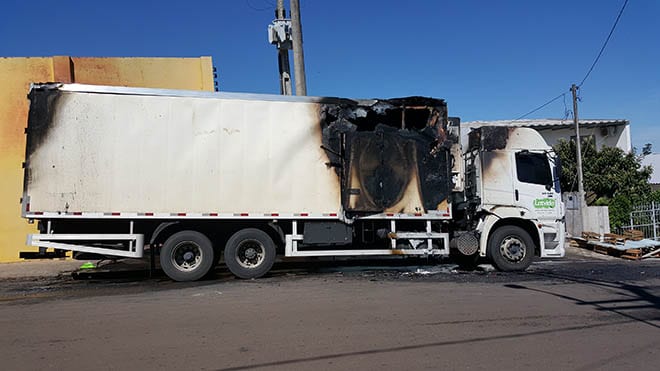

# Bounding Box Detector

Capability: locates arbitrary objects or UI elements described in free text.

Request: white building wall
[536,125,630,152]
[461,121,631,153]
[534,128,572,147]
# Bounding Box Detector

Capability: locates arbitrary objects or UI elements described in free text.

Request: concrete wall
[0,56,214,262]
[563,192,610,237]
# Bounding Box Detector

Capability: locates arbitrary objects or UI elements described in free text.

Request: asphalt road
[0,256,658,371]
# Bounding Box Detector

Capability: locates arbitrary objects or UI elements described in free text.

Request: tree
[553,138,653,229]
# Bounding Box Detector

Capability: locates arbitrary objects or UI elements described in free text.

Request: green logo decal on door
[534,198,556,209]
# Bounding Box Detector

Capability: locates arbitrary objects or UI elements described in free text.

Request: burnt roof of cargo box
[31,83,445,108]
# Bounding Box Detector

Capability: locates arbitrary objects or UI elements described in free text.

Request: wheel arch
[149,221,181,245]
[479,214,541,256]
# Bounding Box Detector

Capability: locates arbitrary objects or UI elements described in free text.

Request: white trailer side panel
[25,90,341,215]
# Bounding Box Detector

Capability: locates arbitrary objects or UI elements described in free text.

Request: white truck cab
[463,126,565,270]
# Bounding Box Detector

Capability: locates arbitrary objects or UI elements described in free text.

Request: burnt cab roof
[468,126,551,152]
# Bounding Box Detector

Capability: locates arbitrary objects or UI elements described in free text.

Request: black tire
[487,225,534,272]
[224,228,276,279]
[160,231,215,282]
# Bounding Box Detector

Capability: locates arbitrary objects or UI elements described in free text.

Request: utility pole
[268,0,292,95]
[571,84,586,234]
[290,0,307,95]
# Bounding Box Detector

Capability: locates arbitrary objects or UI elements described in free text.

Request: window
[516,152,552,186]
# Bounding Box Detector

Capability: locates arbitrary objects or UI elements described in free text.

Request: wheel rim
[235,239,266,269]
[170,241,203,272]
[499,235,526,263]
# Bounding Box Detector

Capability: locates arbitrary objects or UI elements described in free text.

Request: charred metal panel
[23,85,63,196]
[468,126,511,151]
[447,117,464,192]
[24,85,62,162]
[320,97,452,214]
[469,126,548,152]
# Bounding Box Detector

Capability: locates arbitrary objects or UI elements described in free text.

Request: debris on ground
[79,262,97,269]
[401,265,460,276]
[571,230,660,260]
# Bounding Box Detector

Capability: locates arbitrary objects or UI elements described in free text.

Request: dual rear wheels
[159,228,276,282]
[224,228,277,279]
[160,231,214,282]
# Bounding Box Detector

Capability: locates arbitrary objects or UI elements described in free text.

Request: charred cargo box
[22,84,454,218]
[320,96,453,216]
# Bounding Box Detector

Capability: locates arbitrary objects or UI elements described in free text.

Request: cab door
[513,151,561,222]
[514,150,565,257]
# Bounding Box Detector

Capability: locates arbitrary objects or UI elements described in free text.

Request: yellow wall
[0,56,214,262]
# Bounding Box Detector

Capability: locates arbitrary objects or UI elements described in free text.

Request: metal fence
[616,202,660,240]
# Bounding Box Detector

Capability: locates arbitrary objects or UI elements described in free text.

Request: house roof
[462,119,629,130]
[641,153,660,184]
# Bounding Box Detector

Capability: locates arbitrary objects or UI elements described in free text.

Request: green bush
[553,139,653,229]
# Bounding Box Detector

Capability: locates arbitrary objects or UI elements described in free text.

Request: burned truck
[21,83,565,281]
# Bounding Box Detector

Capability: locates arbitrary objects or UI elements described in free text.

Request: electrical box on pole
[269,1,292,95]
[268,19,292,50]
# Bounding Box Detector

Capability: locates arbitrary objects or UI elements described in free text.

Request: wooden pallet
[623,229,644,241]
[582,231,600,241]
[603,233,625,244]
[621,249,643,260]
[573,231,660,260]
[570,237,590,249]
[592,244,611,255]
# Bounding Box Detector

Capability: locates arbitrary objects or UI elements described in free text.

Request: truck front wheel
[224,228,276,279]
[487,225,534,272]
[160,231,215,281]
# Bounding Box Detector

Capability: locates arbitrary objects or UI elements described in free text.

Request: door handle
[515,189,519,201]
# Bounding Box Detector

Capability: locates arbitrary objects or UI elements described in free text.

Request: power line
[562,93,571,121]
[514,91,566,120]
[514,0,629,120]
[578,0,629,87]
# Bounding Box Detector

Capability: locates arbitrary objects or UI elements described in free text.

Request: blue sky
[1,0,658,151]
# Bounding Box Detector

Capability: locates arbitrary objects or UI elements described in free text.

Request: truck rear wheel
[224,228,276,279]
[160,231,215,281]
[487,225,534,272]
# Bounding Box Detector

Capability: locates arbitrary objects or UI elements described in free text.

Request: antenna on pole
[268,0,292,95]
